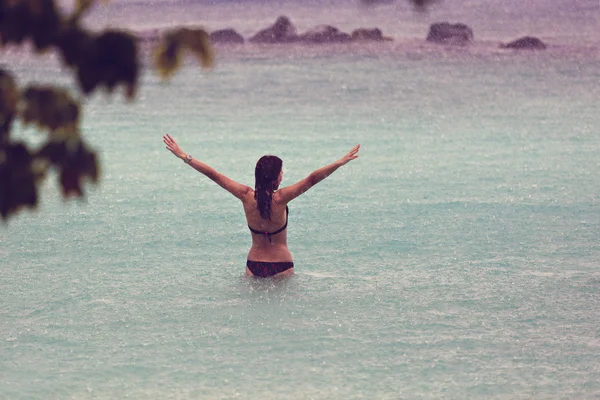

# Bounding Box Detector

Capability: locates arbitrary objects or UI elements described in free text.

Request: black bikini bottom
[246,260,294,278]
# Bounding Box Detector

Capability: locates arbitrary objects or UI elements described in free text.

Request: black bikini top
[248,206,289,243]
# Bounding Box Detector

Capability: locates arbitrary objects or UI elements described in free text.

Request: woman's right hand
[338,144,360,166]
[163,134,186,160]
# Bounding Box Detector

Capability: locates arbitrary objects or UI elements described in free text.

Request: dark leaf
[75,30,139,99]
[36,140,69,165]
[0,142,38,220]
[21,86,80,134]
[0,69,19,140]
[29,0,63,51]
[67,139,99,184]
[59,168,83,197]
[55,139,99,198]
[153,27,214,80]
[33,137,99,199]
[180,28,214,69]
[153,39,182,80]
[0,1,32,45]
[56,23,93,67]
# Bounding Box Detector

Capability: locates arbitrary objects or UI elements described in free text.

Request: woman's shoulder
[272,191,289,207]
[240,188,255,202]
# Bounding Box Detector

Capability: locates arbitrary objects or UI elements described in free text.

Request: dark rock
[210,29,245,44]
[249,16,298,44]
[298,25,351,43]
[426,22,474,45]
[351,28,392,42]
[501,36,547,50]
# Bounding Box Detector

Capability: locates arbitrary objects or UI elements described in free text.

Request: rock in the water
[501,36,547,50]
[351,28,392,42]
[298,25,351,43]
[426,22,474,45]
[249,16,298,44]
[210,29,245,44]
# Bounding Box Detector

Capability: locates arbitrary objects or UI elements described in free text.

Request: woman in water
[163,134,360,278]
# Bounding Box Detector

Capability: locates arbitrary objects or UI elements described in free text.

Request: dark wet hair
[254,155,282,220]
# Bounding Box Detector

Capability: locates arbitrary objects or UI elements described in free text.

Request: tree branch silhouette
[0,0,213,221]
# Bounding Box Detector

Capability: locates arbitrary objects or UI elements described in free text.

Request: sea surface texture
[1,0,599,398]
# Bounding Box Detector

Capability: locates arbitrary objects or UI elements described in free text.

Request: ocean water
[2,0,600,398]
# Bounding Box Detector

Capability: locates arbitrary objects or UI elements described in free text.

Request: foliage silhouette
[0,0,213,220]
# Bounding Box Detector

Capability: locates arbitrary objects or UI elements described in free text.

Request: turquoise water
[2,1,600,398]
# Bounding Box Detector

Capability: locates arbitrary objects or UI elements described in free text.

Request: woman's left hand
[163,134,186,159]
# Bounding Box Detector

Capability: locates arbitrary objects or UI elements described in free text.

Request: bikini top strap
[248,206,289,237]
[269,206,289,236]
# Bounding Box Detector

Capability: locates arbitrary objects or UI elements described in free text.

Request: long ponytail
[254,155,282,220]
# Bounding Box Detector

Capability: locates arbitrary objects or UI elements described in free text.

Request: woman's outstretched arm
[276,144,360,204]
[163,134,251,200]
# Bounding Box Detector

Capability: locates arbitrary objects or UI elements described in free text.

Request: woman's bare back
[243,192,293,262]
